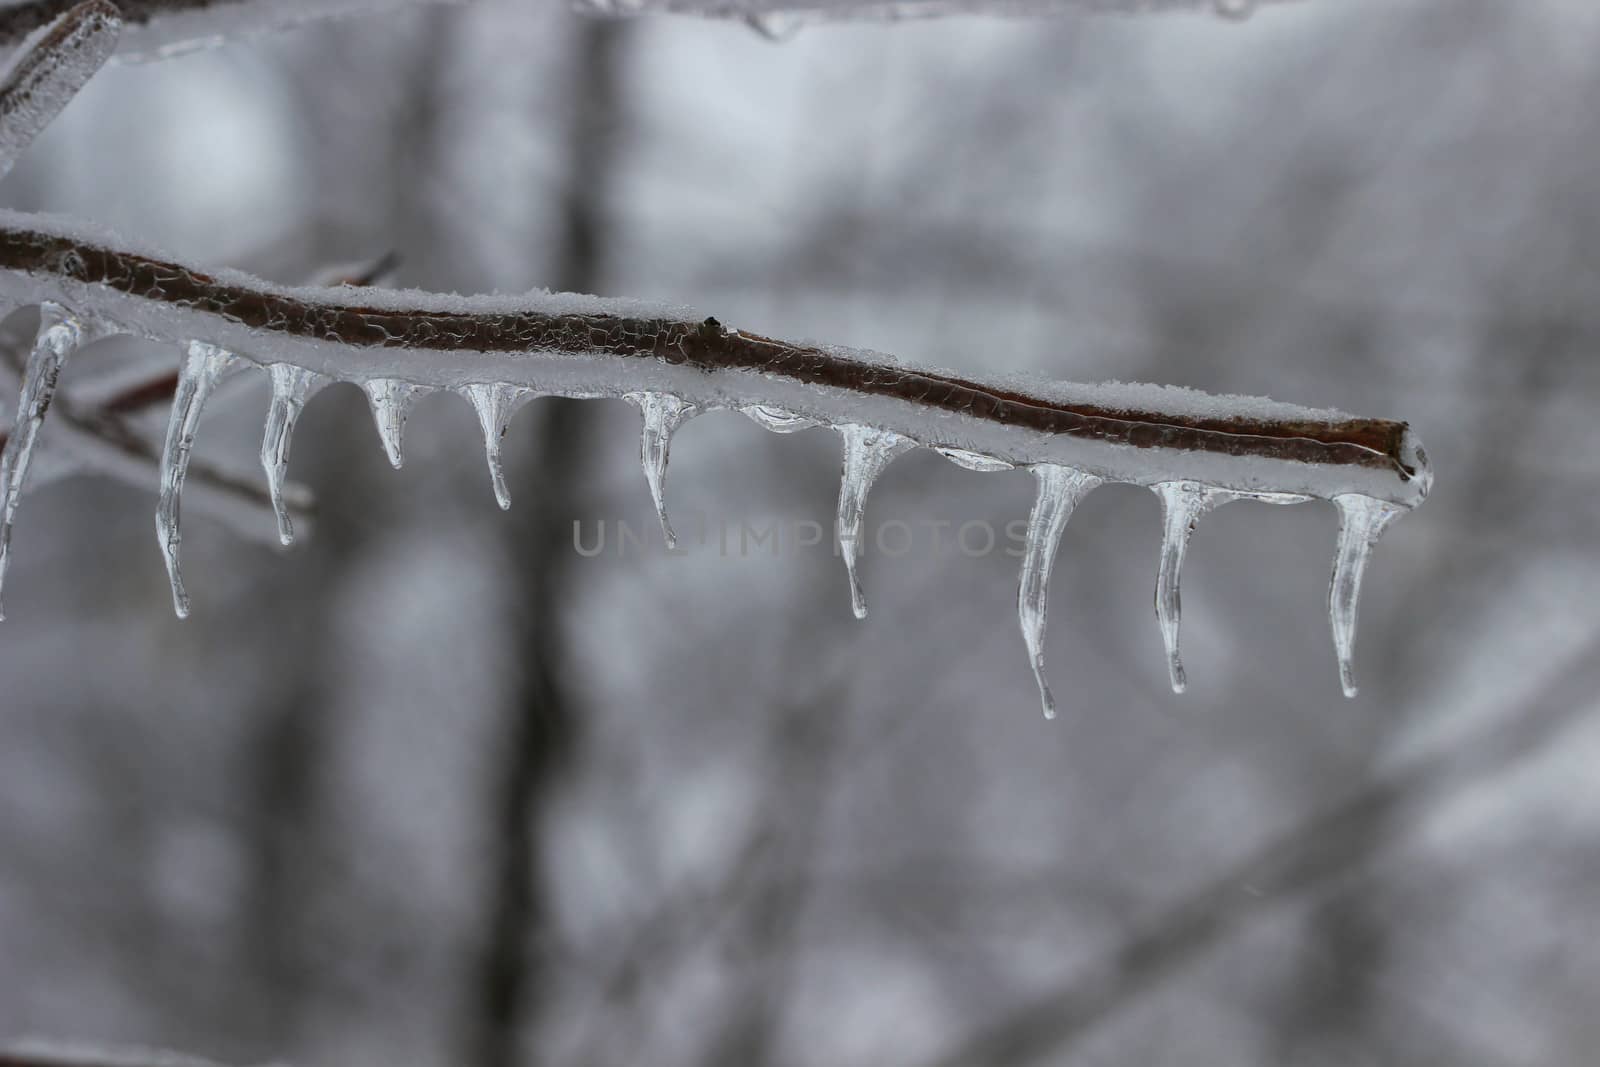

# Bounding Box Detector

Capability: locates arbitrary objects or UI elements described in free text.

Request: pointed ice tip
[275,517,295,548]
[1340,663,1359,699]
[1169,661,1188,694]
[843,553,868,619]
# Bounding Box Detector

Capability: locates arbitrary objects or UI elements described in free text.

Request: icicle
[625,391,698,548]
[260,364,325,546]
[1150,481,1233,694]
[835,424,913,620]
[362,378,426,469]
[1328,494,1404,699]
[743,404,818,434]
[156,341,236,619]
[0,303,87,619]
[743,11,807,41]
[1017,465,1102,719]
[461,382,536,511]
[935,446,1013,473]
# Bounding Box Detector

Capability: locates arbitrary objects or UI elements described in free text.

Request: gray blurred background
[2,0,1599,1064]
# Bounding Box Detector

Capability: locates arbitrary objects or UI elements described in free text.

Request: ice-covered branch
[0,1043,242,1067]
[0,0,117,178]
[577,0,1295,35]
[0,0,469,59]
[0,211,1431,707]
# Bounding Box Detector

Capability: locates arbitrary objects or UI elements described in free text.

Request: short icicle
[0,302,88,618]
[625,391,698,548]
[834,424,913,620]
[935,446,1013,473]
[1328,493,1404,699]
[1017,464,1103,719]
[362,378,427,470]
[461,382,536,511]
[742,404,818,434]
[156,340,237,619]
[260,363,325,546]
[1151,481,1233,694]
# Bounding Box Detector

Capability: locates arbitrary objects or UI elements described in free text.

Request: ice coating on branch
[572,0,1295,27]
[157,340,236,618]
[743,404,818,434]
[362,378,427,470]
[0,1,120,182]
[835,424,913,620]
[261,363,325,545]
[626,391,697,547]
[936,446,1013,473]
[0,301,84,618]
[1018,465,1102,719]
[0,0,471,60]
[1328,493,1403,698]
[461,382,536,511]
[1150,481,1232,693]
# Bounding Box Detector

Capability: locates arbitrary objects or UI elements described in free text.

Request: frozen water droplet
[1017,465,1102,719]
[156,341,236,619]
[1151,481,1232,694]
[743,404,818,434]
[935,446,1013,473]
[0,0,122,182]
[835,425,913,620]
[1328,494,1404,698]
[1214,0,1256,20]
[0,303,87,619]
[744,11,807,40]
[461,382,536,511]
[362,379,426,470]
[261,364,325,546]
[625,392,698,548]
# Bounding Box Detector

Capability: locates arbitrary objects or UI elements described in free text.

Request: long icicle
[1150,481,1232,694]
[626,391,698,548]
[1328,493,1403,698]
[362,378,427,469]
[461,382,536,510]
[156,340,236,618]
[834,424,914,620]
[0,302,87,618]
[260,363,325,546]
[1017,464,1102,719]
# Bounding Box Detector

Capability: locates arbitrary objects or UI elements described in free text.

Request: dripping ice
[834,425,912,620]
[362,379,427,470]
[261,364,325,545]
[626,392,698,548]
[1016,465,1101,719]
[1328,493,1403,698]
[462,382,537,511]
[1150,481,1231,694]
[0,304,88,618]
[156,341,236,619]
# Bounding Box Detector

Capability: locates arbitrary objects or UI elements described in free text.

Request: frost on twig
[0,211,1432,708]
[0,0,470,60]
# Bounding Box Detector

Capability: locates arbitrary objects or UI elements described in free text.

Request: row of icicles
[0,303,1403,715]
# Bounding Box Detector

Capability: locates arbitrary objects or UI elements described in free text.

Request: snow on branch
[0,210,1432,710]
[0,0,1430,713]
